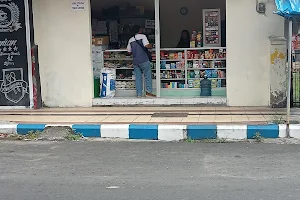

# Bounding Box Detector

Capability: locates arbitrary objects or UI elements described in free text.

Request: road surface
[0,140,300,200]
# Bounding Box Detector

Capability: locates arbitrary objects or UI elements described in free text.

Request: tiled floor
[0,106,290,124]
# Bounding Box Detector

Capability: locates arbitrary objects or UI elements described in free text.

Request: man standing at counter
[127,25,156,97]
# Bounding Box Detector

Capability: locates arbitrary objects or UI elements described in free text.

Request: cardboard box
[92,36,109,46]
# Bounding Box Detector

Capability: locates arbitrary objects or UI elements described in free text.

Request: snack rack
[101,47,226,97]
[103,49,156,97]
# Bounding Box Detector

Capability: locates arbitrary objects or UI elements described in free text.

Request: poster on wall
[71,0,85,11]
[0,0,31,106]
[202,9,221,47]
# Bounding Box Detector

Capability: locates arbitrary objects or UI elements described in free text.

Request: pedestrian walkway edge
[1,124,299,141]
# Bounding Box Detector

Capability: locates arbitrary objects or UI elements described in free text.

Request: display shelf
[160,59,184,62]
[104,58,133,61]
[187,78,226,80]
[115,68,134,70]
[101,47,226,97]
[161,78,185,81]
[187,58,226,61]
[187,68,226,70]
[116,79,135,81]
[160,69,185,71]
[160,47,226,51]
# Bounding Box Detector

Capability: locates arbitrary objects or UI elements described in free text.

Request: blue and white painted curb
[1,123,300,141]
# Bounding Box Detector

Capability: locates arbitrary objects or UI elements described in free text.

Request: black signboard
[0,0,31,106]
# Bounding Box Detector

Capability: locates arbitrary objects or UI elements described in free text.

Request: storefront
[91,0,226,105]
[30,0,286,108]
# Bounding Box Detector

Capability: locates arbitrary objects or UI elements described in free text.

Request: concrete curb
[0,123,299,141]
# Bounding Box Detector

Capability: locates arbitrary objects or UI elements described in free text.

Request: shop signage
[0,0,30,106]
[71,0,85,11]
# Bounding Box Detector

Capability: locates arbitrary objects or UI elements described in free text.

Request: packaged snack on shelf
[217,80,222,88]
[194,70,200,78]
[200,71,206,78]
[193,79,200,88]
[212,70,218,78]
[190,41,196,48]
[161,61,166,69]
[174,53,178,59]
[190,71,195,78]
[194,53,200,59]
[188,80,194,88]
[187,51,191,59]
[205,70,212,78]
[191,30,197,41]
[211,79,218,88]
[170,63,176,69]
[179,83,185,88]
[169,53,175,59]
[193,60,200,68]
[178,52,183,59]
[196,32,202,47]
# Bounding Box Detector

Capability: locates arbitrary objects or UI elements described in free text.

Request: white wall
[270,38,287,107]
[32,0,93,107]
[32,0,285,107]
[226,0,284,106]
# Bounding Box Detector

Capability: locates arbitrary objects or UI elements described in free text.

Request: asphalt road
[0,140,300,200]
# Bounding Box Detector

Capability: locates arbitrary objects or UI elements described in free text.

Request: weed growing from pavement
[253,132,264,143]
[185,137,197,143]
[271,115,285,124]
[64,132,83,141]
[5,130,42,141]
[203,138,229,143]
[184,137,230,143]
[7,134,24,140]
[25,131,42,140]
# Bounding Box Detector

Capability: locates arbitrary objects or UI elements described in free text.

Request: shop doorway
[90,0,227,103]
[91,0,155,98]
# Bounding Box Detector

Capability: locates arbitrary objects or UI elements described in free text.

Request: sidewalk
[1,106,299,141]
[0,106,287,124]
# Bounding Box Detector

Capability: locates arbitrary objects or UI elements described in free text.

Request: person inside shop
[127,25,156,97]
[176,30,190,48]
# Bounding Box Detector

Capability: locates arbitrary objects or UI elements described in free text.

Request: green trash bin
[94,78,100,98]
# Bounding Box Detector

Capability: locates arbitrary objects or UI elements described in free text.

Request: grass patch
[64,132,83,141]
[184,137,229,143]
[6,130,42,141]
[203,138,229,143]
[185,137,197,143]
[25,130,42,140]
[7,134,24,140]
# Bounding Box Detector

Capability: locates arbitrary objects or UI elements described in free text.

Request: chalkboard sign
[0,0,31,106]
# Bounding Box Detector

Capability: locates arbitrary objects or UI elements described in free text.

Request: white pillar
[286,19,293,136]
[155,0,161,97]
[24,0,34,108]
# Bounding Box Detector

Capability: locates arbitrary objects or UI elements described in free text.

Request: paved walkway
[0,107,288,124]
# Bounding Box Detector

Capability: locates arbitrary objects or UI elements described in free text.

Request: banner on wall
[0,0,31,107]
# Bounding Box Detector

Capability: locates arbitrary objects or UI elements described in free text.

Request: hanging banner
[0,0,31,106]
[275,0,300,18]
